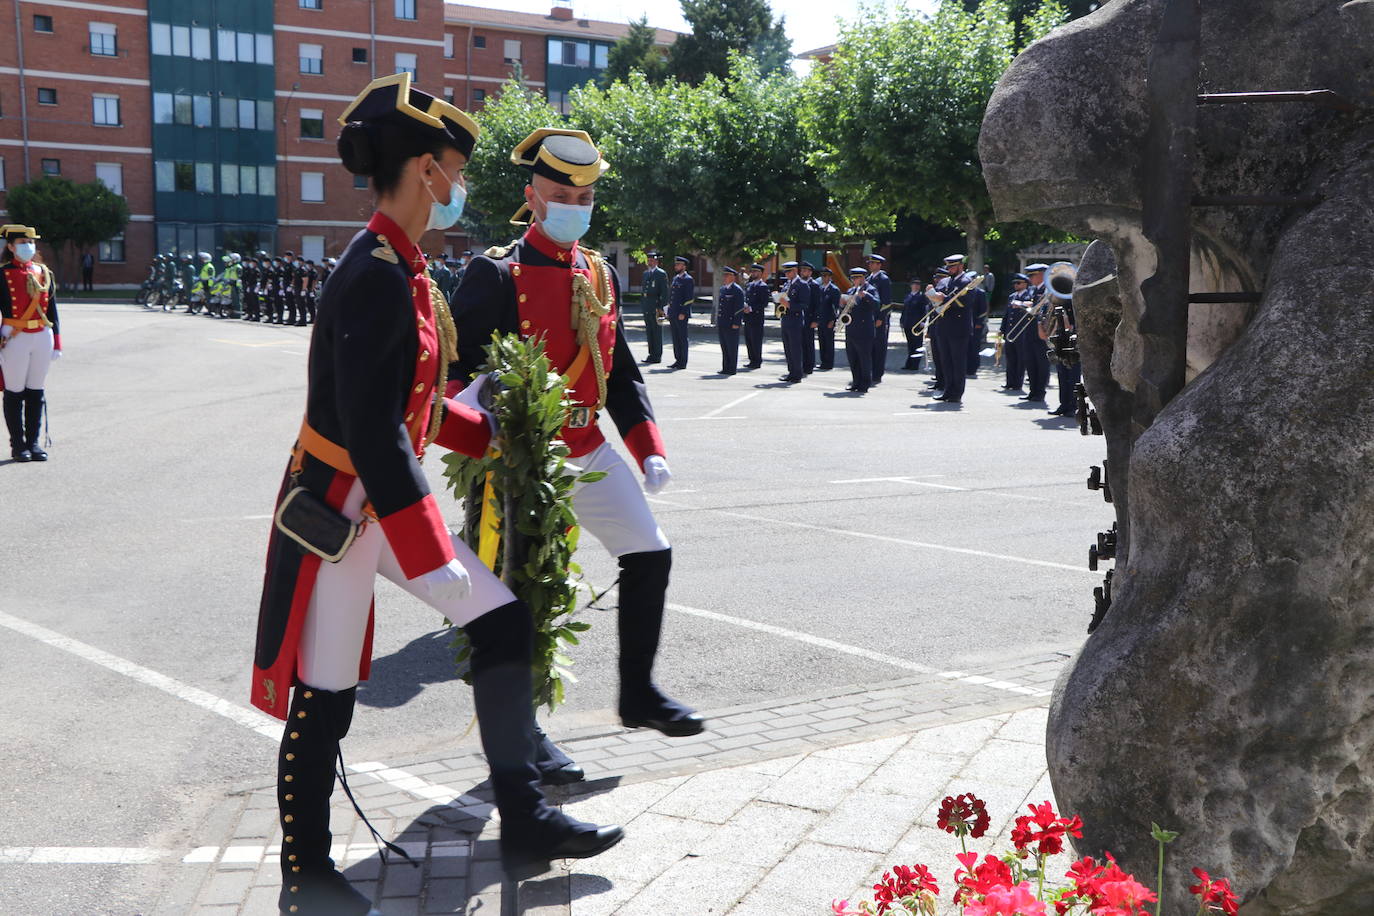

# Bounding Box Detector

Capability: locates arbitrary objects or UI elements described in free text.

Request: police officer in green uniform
[639,251,668,365]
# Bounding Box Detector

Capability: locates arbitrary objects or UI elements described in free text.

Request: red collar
[523,222,578,266]
[366,211,425,275]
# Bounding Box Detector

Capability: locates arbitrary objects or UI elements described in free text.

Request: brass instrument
[836,290,857,326]
[917,273,985,336]
[772,289,789,318]
[1003,262,1075,344]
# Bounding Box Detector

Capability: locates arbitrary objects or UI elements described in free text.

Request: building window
[172,25,190,57]
[299,108,324,139]
[300,172,324,203]
[473,35,485,49]
[239,164,258,195]
[219,96,237,128]
[0,158,6,191]
[300,43,323,75]
[594,43,608,69]
[34,14,53,33]
[237,31,255,62]
[171,93,192,124]
[154,160,173,191]
[353,174,368,189]
[259,165,276,196]
[473,88,486,104]
[394,0,416,20]
[193,95,212,127]
[90,23,117,56]
[99,235,126,263]
[191,27,211,60]
[258,99,275,131]
[92,94,120,126]
[37,87,57,106]
[300,0,322,8]
[151,23,170,55]
[394,52,417,78]
[195,162,214,193]
[42,158,61,176]
[444,32,454,58]
[174,161,194,191]
[301,236,325,262]
[220,163,238,195]
[548,90,569,115]
[352,46,368,64]
[256,33,273,65]
[503,39,521,63]
[217,29,236,62]
[96,163,123,194]
[236,98,256,130]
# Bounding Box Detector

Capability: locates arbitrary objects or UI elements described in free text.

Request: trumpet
[918,273,984,336]
[1003,262,1075,344]
[772,289,789,317]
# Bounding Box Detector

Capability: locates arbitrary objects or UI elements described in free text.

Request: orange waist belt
[291,421,357,477]
[2,317,47,331]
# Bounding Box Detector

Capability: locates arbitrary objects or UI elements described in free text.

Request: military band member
[716,266,744,375]
[1,225,60,462]
[666,255,694,369]
[924,267,950,393]
[1048,295,1080,417]
[639,251,668,365]
[900,276,929,371]
[429,252,452,299]
[967,270,990,377]
[816,266,840,371]
[252,79,622,914]
[1000,272,1030,391]
[866,254,892,384]
[927,255,977,404]
[742,263,769,369]
[799,261,819,375]
[778,260,810,383]
[842,266,877,393]
[1019,263,1051,403]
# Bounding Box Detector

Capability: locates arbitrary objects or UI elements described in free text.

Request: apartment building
[0,0,676,285]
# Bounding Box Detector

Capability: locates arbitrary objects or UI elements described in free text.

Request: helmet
[256,250,268,258]
[231,252,242,263]
[198,251,211,261]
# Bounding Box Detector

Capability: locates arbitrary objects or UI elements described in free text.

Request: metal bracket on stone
[1076,384,1103,437]
[1088,462,1113,504]
[1197,89,1360,112]
[1088,523,1119,572]
[1089,569,1114,634]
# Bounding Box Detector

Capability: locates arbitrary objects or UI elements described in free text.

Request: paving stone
[377,897,420,916]
[567,872,644,916]
[616,854,765,916]
[690,800,821,869]
[957,737,1048,789]
[812,733,909,764]
[561,811,716,886]
[758,756,877,812]
[810,790,929,853]
[422,876,466,913]
[731,841,879,913]
[739,754,805,777]
[561,777,684,826]
[649,768,775,824]
[996,706,1050,746]
[199,871,257,906]
[241,885,282,916]
[381,859,424,897]
[863,744,965,800]
[764,724,819,741]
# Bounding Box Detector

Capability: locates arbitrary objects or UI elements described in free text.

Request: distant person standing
[798,261,819,375]
[666,255,693,369]
[639,251,668,365]
[81,251,95,292]
[778,260,810,383]
[1000,272,1031,391]
[716,266,743,375]
[741,264,769,369]
[1,225,60,462]
[900,276,929,371]
[816,267,840,371]
[842,267,876,393]
[866,255,892,384]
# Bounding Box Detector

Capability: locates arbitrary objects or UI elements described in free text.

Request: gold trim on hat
[511,127,609,186]
[337,72,479,144]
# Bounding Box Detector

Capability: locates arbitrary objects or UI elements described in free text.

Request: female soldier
[1,225,60,462]
[250,74,620,916]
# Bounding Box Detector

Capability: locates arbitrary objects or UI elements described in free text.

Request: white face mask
[14,242,36,263]
[533,189,593,244]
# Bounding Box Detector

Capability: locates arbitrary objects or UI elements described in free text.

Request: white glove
[51,350,62,361]
[452,374,497,434]
[642,455,672,495]
[420,558,472,605]
[0,325,12,339]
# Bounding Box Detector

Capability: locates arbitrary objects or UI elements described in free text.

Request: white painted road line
[831,475,1054,503]
[702,390,762,418]
[0,610,285,742]
[0,847,166,865]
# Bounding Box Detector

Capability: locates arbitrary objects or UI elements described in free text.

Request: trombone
[1003,262,1076,344]
[918,273,984,336]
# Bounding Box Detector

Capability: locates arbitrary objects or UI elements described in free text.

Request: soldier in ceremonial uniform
[638,251,667,365]
[716,265,743,375]
[428,253,452,301]
[666,255,693,369]
[1019,263,1051,403]
[1000,272,1030,391]
[446,126,704,778]
[842,266,877,393]
[251,77,621,914]
[799,261,819,375]
[816,266,840,371]
[1048,295,1080,417]
[778,260,810,383]
[1,225,60,462]
[742,263,769,369]
[968,271,990,377]
[866,254,892,384]
[901,276,930,371]
[927,255,977,404]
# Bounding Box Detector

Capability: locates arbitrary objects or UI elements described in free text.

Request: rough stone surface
[980,1,1374,912]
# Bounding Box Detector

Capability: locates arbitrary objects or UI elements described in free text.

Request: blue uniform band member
[817,267,840,371]
[1,225,60,463]
[1000,272,1030,391]
[901,276,930,371]
[1019,263,1052,402]
[928,254,980,404]
[251,76,621,915]
[717,265,744,375]
[799,261,819,375]
[778,260,810,382]
[924,267,950,393]
[446,126,704,767]
[1048,296,1080,416]
[742,263,770,368]
[866,254,892,384]
[842,266,878,392]
[639,251,667,365]
[666,255,694,369]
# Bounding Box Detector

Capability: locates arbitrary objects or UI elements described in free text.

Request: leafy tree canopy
[460,79,561,248]
[666,0,792,85]
[601,16,669,86]
[6,175,129,286]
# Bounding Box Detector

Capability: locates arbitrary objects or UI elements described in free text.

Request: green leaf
[1150,822,1180,844]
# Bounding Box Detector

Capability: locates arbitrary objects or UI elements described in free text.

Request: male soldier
[1048,295,1080,417]
[429,252,453,301]
[666,256,693,369]
[842,266,877,393]
[278,250,296,325]
[778,260,810,383]
[716,266,744,375]
[924,267,950,392]
[241,254,260,321]
[867,254,892,384]
[639,251,668,365]
[1019,263,1051,403]
[927,255,977,404]
[967,270,990,378]
[1000,272,1030,391]
[900,276,930,370]
[816,266,841,371]
[798,261,820,375]
[301,259,321,325]
[742,263,770,369]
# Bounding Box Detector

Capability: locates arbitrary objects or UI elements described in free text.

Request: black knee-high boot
[464,600,623,880]
[23,389,46,460]
[3,390,29,462]
[277,685,378,916]
[616,549,705,736]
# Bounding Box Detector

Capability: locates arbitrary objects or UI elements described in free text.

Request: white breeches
[297,443,669,691]
[0,329,54,391]
[567,442,670,558]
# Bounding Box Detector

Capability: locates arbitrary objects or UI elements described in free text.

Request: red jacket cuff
[623,421,666,470]
[378,494,455,580]
[53,334,61,351]
[434,398,493,458]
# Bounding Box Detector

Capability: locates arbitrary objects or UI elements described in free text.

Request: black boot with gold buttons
[276,684,381,916]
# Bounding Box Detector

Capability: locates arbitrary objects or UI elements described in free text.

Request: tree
[962,0,1098,41]
[601,16,668,86]
[799,0,1066,271]
[6,175,129,289]
[460,79,560,247]
[667,0,792,85]
[570,56,834,269]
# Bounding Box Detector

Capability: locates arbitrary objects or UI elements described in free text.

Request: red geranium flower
[1190,867,1240,916]
[954,851,1015,905]
[938,793,992,839]
[1011,801,1084,857]
[873,863,939,914]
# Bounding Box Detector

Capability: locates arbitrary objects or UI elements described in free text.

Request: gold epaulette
[484,240,518,259]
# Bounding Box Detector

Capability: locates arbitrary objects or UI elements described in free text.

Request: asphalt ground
[0,302,1107,915]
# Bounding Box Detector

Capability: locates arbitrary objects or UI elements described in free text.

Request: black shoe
[927,390,945,398]
[1021,393,1046,402]
[779,375,801,383]
[818,366,833,372]
[745,363,762,369]
[501,813,624,881]
[11,448,31,462]
[1049,406,1073,416]
[640,357,661,365]
[621,709,706,737]
[534,727,585,787]
[1000,386,1023,392]
[27,444,47,461]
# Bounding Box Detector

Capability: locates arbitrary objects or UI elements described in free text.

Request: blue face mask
[534,190,593,245]
[425,162,467,231]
